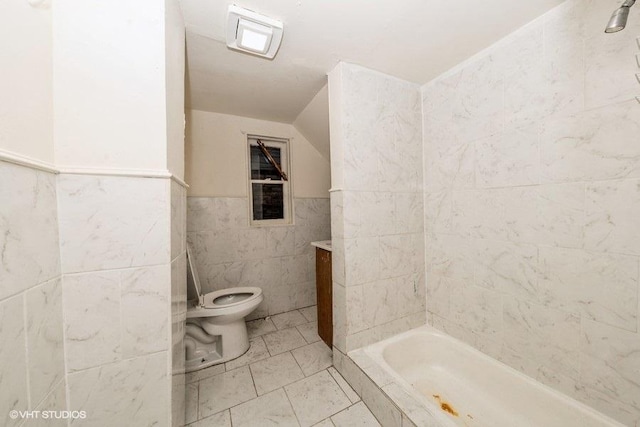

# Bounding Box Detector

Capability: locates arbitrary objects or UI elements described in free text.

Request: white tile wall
[0,161,65,427]
[0,294,29,427]
[67,352,168,427]
[421,0,640,424]
[31,379,67,427]
[171,180,187,427]
[0,162,60,301]
[62,271,121,372]
[57,174,178,427]
[25,278,65,405]
[329,63,426,353]
[57,175,170,273]
[187,197,330,318]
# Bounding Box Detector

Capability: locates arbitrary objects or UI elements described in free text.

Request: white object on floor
[185,244,263,373]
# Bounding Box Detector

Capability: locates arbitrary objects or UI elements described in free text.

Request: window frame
[246,134,293,227]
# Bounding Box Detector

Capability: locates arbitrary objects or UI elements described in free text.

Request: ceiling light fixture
[226,5,283,59]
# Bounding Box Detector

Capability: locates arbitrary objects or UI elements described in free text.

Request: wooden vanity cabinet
[315,247,332,348]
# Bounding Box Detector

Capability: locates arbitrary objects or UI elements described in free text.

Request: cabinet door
[316,248,332,348]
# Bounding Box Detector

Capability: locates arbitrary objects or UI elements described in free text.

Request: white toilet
[185,244,263,373]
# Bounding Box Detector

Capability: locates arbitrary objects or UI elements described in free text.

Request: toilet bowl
[185,245,263,373]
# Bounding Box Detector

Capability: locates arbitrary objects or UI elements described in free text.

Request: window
[247,135,292,225]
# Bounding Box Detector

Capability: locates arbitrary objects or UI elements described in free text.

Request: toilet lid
[186,243,202,301]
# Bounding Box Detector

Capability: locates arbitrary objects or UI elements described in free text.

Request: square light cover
[227,5,284,59]
[237,18,272,53]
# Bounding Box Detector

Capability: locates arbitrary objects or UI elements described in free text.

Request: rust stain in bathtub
[432,394,459,417]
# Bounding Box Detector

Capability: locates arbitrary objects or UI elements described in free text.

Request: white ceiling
[180,0,565,124]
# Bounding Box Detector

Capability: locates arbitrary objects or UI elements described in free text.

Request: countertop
[311,240,332,252]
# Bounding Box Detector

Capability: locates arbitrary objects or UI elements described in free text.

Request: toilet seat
[187,245,263,318]
[202,287,262,308]
[186,287,263,319]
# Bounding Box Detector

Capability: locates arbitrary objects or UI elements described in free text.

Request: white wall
[166,0,186,180]
[185,110,330,198]
[0,0,53,163]
[53,0,168,172]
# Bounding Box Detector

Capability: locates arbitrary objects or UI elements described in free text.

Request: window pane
[252,183,284,220]
[250,145,282,180]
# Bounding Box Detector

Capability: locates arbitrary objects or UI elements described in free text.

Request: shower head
[605,0,636,33]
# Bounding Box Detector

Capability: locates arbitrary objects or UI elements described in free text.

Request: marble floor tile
[186,363,225,384]
[186,410,231,427]
[285,370,351,427]
[247,318,278,338]
[225,336,270,371]
[327,367,360,404]
[230,388,300,427]
[183,309,383,427]
[299,306,318,323]
[272,311,309,330]
[331,402,380,427]
[250,352,305,395]
[185,383,198,424]
[263,328,307,355]
[198,366,256,418]
[292,342,333,376]
[296,322,321,344]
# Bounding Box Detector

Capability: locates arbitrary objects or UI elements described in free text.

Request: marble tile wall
[0,161,66,427]
[329,63,426,354]
[171,180,187,427]
[57,174,175,426]
[421,1,640,424]
[187,197,330,318]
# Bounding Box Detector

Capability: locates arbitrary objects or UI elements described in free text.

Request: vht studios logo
[9,410,87,420]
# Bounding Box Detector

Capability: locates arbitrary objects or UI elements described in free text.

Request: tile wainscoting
[0,160,65,427]
[57,173,184,426]
[187,197,330,318]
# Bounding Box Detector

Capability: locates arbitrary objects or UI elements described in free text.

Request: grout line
[282,386,303,426]
[246,353,260,396]
[289,349,308,377]
[0,273,63,306]
[61,261,172,277]
[194,381,200,422]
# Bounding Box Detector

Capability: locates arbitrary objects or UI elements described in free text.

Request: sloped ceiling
[180,0,564,125]
[292,84,329,161]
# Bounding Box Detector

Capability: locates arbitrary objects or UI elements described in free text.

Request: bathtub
[355,326,624,427]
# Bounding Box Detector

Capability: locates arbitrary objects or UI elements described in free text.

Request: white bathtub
[360,326,624,427]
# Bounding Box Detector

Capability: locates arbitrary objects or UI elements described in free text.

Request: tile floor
[185,306,381,427]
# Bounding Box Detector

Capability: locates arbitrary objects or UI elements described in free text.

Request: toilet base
[185,318,251,373]
[185,339,222,373]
